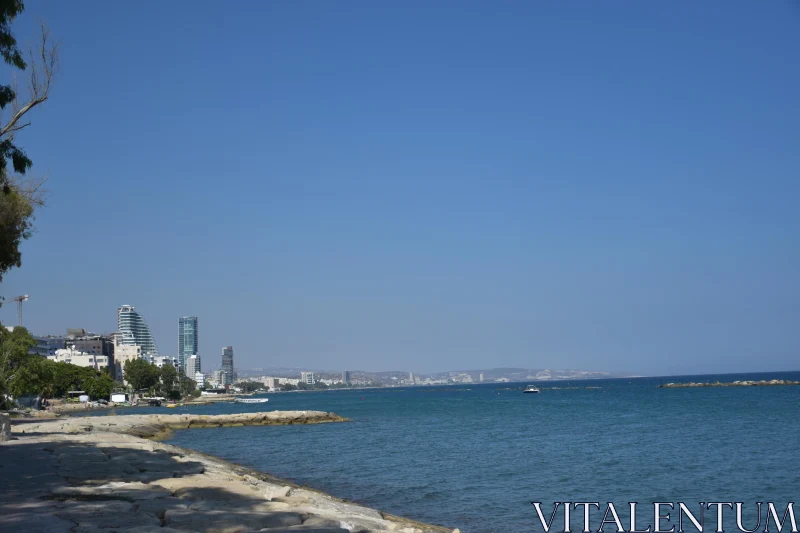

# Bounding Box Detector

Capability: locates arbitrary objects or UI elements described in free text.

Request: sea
[92,371,800,533]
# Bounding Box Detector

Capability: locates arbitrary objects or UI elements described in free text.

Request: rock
[266,484,292,500]
[51,481,173,501]
[0,511,77,533]
[0,413,11,442]
[134,497,188,519]
[54,500,161,529]
[165,508,304,530]
[259,525,351,533]
[302,516,346,528]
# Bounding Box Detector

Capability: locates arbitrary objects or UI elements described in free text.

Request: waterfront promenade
[1,411,453,533]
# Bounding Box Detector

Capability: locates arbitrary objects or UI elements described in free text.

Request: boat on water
[234,398,269,404]
[523,385,540,394]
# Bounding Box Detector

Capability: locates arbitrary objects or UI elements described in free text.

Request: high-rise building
[342,370,351,385]
[117,305,159,356]
[479,373,484,383]
[178,316,198,372]
[221,346,234,383]
[300,372,315,385]
[186,354,201,377]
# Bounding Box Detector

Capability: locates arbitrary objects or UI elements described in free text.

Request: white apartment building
[145,355,179,368]
[48,347,108,370]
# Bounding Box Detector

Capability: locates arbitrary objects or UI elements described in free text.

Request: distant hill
[235,366,639,384]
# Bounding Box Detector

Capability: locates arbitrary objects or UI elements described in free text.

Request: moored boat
[234,398,269,404]
[523,385,540,393]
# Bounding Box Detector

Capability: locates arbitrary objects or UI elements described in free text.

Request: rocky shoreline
[658,379,800,388]
[1,411,455,533]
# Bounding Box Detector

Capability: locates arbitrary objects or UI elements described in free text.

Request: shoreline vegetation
[2,410,455,533]
[658,379,800,388]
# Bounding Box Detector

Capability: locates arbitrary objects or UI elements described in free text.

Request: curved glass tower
[117,305,159,356]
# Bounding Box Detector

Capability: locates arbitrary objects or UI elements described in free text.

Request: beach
[0,411,454,533]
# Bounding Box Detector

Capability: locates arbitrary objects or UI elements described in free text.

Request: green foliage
[0,1,25,72]
[83,371,112,400]
[0,184,36,283]
[0,324,35,407]
[166,390,181,401]
[280,383,298,392]
[123,358,160,391]
[0,2,58,284]
[0,325,113,403]
[0,0,31,182]
[160,363,178,392]
[234,381,264,393]
[179,376,196,398]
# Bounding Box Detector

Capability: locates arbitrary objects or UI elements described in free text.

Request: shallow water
[143,372,800,533]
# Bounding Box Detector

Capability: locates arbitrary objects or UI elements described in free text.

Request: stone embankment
[1,411,453,533]
[658,379,800,388]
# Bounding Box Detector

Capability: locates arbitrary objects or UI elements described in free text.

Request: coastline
[2,411,454,533]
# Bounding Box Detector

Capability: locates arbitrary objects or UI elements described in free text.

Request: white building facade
[48,347,108,370]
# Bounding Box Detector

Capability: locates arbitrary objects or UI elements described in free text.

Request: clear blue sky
[1,1,798,376]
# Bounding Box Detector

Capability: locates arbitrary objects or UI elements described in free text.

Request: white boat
[523,385,540,394]
[234,398,269,403]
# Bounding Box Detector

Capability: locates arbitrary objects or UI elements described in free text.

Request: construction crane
[11,295,28,327]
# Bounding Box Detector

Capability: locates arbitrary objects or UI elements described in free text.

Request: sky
[0,1,798,376]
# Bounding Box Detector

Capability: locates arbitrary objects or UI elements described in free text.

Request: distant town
[7,303,634,395]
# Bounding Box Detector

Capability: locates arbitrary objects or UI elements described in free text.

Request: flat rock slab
[2,411,451,533]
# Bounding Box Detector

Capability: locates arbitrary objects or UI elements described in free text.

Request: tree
[123,359,160,392]
[82,372,112,400]
[160,364,177,393]
[179,376,196,398]
[234,381,264,393]
[0,324,35,407]
[0,1,59,283]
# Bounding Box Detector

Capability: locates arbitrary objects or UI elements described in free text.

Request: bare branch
[0,22,59,139]
[7,173,47,207]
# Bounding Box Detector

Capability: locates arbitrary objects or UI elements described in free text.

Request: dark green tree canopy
[160,363,178,392]
[123,359,161,392]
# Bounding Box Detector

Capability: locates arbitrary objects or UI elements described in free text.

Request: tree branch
[0,22,59,139]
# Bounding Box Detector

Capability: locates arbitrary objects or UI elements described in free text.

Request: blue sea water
[116,372,800,533]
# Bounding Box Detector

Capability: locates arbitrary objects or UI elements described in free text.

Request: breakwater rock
[14,410,348,440]
[2,411,453,533]
[658,379,800,388]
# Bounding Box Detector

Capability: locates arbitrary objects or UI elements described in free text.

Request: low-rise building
[31,335,66,357]
[48,347,108,370]
[114,343,142,381]
[145,355,179,368]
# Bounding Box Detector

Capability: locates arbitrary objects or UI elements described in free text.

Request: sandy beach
[0,411,454,533]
